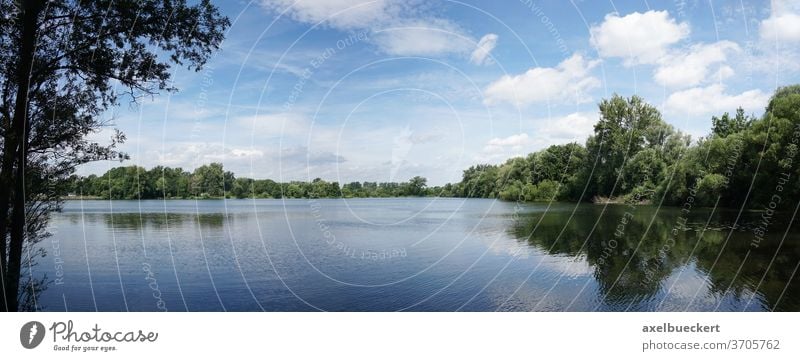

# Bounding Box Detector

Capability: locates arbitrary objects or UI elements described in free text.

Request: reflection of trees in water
[62,212,227,230]
[510,205,800,311]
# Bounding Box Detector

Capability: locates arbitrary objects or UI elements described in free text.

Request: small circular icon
[20,321,46,349]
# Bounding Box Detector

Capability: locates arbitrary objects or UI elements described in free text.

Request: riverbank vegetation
[451,85,800,209]
[67,86,800,209]
[66,163,431,199]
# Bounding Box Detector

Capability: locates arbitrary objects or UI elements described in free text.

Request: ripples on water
[33,198,800,311]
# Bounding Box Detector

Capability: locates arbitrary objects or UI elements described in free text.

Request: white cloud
[260,0,478,58]
[476,112,596,163]
[760,7,800,43]
[486,133,529,149]
[712,65,735,81]
[477,133,530,163]
[591,11,747,88]
[590,10,689,65]
[470,33,499,65]
[664,84,769,116]
[483,54,600,106]
[536,112,595,142]
[372,19,473,56]
[653,41,740,88]
[744,1,800,75]
[259,0,395,30]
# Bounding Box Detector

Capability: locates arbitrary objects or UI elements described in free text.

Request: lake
[33,198,799,311]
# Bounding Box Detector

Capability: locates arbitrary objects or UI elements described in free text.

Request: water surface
[34,198,800,311]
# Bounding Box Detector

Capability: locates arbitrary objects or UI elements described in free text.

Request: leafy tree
[231,177,254,199]
[461,164,499,198]
[405,176,427,196]
[711,108,753,138]
[0,0,228,311]
[531,143,586,183]
[584,95,689,200]
[192,163,226,198]
[253,179,281,198]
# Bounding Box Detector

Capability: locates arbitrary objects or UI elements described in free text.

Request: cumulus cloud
[592,10,751,91]
[470,33,499,65]
[664,84,769,116]
[260,0,478,57]
[536,112,595,142]
[653,41,741,88]
[483,54,600,106]
[760,0,800,42]
[485,133,530,150]
[590,10,689,65]
[760,13,800,42]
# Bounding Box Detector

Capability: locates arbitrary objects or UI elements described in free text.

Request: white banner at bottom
[1,312,797,360]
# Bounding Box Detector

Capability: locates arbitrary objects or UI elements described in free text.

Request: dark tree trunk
[7,137,29,312]
[0,52,19,314]
[0,137,11,311]
[2,0,43,312]
[0,80,19,312]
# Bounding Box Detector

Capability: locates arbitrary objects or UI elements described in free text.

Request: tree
[584,95,688,200]
[0,0,229,311]
[711,108,753,138]
[192,163,226,198]
[405,176,427,196]
[461,164,499,198]
[231,177,254,199]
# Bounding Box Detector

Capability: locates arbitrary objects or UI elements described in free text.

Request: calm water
[33,198,800,311]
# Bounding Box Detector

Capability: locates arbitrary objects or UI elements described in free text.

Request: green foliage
[69,169,432,200]
[191,163,228,198]
[405,176,428,196]
[460,164,500,198]
[695,173,727,205]
[712,108,753,138]
[527,180,560,201]
[584,95,690,199]
[457,86,800,209]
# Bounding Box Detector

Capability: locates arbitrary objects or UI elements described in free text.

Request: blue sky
[81,0,800,185]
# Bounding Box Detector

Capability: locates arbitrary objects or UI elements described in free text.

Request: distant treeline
[67,163,432,199]
[68,85,800,208]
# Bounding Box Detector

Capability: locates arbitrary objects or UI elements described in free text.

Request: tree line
[66,163,432,199]
[448,85,800,210]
